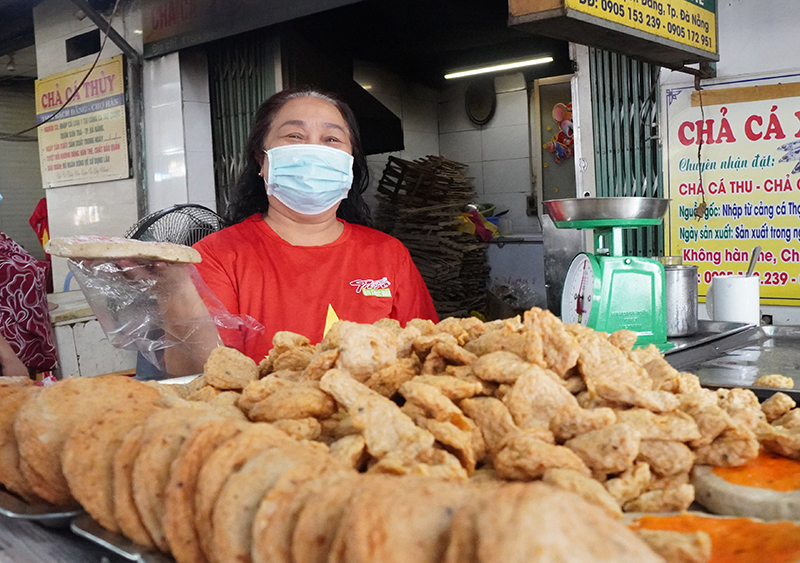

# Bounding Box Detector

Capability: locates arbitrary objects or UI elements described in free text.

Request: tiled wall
[143,50,216,214]
[33,0,144,289]
[439,73,540,235]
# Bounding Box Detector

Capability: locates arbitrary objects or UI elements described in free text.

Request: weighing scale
[544,197,673,350]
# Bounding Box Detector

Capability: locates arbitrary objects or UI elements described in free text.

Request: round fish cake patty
[251,466,354,563]
[211,447,328,563]
[0,386,40,502]
[62,402,160,532]
[193,423,300,562]
[14,375,161,506]
[164,419,250,563]
[113,424,156,549]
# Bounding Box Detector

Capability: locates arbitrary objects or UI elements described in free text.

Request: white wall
[662,0,800,325]
[33,0,144,289]
[439,73,540,234]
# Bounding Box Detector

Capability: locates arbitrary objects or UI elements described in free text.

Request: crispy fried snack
[693,423,760,467]
[15,375,161,506]
[523,307,580,376]
[604,461,652,505]
[62,402,160,533]
[328,476,474,563]
[272,418,322,440]
[164,419,249,563]
[502,365,579,430]
[291,473,366,563]
[460,397,519,456]
[761,392,796,423]
[716,388,765,430]
[756,422,800,460]
[133,406,233,552]
[616,409,701,442]
[635,529,712,563]
[637,440,696,477]
[413,373,487,400]
[608,329,638,351]
[542,468,623,519]
[363,357,418,397]
[329,435,368,470]
[211,447,326,563]
[471,351,533,384]
[623,482,695,512]
[203,346,258,390]
[333,321,398,382]
[773,408,800,430]
[464,318,544,366]
[247,381,336,422]
[495,430,590,480]
[319,370,434,463]
[300,349,340,381]
[0,386,39,502]
[474,482,662,563]
[549,404,617,443]
[679,391,736,448]
[113,424,157,548]
[564,423,642,476]
[251,466,354,563]
[753,374,795,389]
[194,423,300,561]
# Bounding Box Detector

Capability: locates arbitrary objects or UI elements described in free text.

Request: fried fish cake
[113,424,156,548]
[62,402,160,532]
[251,466,353,563]
[0,386,39,502]
[328,476,473,563]
[211,447,327,563]
[132,407,233,552]
[15,375,161,506]
[164,419,250,563]
[203,346,258,390]
[291,473,365,563]
[194,423,301,561]
[475,482,662,562]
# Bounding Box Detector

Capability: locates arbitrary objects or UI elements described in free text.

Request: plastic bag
[67,258,263,378]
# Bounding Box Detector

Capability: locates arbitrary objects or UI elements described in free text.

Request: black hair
[224,88,373,227]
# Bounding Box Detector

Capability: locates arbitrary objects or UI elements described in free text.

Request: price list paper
[35,55,130,188]
[664,72,800,306]
[565,0,716,55]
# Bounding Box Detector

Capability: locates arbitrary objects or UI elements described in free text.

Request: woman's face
[261,96,352,158]
[260,96,353,221]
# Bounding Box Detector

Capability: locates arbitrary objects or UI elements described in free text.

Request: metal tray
[71,513,174,563]
[666,323,800,401]
[0,488,83,528]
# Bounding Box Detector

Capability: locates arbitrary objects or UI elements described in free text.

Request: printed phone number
[702,270,799,286]
[575,0,712,48]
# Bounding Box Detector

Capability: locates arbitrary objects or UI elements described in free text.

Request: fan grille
[125,204,224,245]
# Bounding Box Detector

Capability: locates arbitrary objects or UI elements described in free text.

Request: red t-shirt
[193,215,438,361]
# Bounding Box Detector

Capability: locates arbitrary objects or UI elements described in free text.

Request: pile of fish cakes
[0,307,797,563]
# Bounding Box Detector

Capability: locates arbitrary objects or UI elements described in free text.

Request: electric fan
[125,203,224,244]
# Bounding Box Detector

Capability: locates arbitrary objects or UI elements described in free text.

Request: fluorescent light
[444,57,553,80]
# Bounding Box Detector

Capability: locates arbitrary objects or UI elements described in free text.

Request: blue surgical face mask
[264,144,354,216]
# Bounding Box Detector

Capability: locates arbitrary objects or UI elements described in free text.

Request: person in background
[0,231,57,378]
[182,88,437,369]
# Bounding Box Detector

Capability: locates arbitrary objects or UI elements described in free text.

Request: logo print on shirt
[350,277,392,297]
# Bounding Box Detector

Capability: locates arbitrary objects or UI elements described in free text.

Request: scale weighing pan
[545,197,669,229]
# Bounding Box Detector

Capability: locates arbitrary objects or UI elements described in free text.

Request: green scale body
[559,223,672,350]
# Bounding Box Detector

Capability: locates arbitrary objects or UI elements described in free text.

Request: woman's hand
[0,335,30,378]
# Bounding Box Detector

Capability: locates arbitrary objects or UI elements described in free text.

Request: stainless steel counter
[665,321,800,401]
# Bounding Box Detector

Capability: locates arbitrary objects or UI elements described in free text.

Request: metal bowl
[544,197,670,223]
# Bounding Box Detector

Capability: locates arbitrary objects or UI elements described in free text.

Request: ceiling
[0,0,572,87]
[291,0,572,89]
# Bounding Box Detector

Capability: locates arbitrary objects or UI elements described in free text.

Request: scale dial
[562,254,598,325]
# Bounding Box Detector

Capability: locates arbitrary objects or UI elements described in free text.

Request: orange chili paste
[712,451,800,492]
[630,513,800,563]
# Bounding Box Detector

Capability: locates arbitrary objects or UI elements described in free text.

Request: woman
[189,88,437,364]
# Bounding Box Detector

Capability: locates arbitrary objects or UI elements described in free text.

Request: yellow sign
[564,0,716,54]
[35,55,129,187]
[664,73,800,306]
